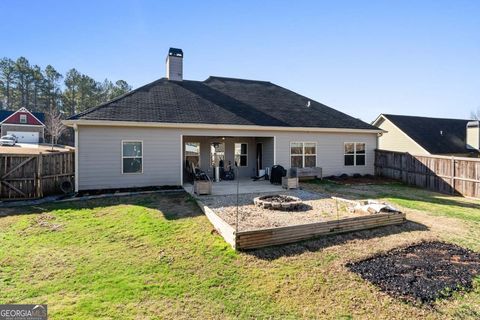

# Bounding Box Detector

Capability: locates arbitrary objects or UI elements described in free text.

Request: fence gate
[0,151,75,200]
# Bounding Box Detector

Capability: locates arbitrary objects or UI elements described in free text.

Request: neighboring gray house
[64,48,382,192]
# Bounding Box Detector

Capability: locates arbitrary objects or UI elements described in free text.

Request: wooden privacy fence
[375,149,480,199]
[0,151,75,200]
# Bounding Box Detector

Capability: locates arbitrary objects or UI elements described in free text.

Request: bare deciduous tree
[471,107,480,120]
[45,107,66,150]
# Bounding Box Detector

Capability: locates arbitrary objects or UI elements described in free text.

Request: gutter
[62,119,385,134]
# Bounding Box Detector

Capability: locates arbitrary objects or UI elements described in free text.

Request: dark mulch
[347,241,480,304]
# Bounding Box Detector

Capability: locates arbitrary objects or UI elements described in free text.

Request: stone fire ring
[253,195,303,211]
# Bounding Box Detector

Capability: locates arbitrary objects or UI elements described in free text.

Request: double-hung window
[344,143,365,166]
[122,141,143,173]
[20,114,27,124]
[290,142,316,168]
[234,143,248,167]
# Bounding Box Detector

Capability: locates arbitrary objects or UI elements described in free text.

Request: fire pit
[253,194,303,211]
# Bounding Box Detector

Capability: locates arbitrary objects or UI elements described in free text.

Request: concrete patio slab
[183,178,283,196]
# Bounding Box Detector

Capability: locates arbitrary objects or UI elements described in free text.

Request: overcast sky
[1,0,479,122]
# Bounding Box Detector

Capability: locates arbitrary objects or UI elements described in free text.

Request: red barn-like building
[0,107,45,143]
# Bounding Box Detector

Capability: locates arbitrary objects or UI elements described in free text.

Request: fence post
[36,153,43,198]
[450,156,455,195]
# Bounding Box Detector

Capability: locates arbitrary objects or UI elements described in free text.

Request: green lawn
[307,179,480,223]
[0,184,479,319]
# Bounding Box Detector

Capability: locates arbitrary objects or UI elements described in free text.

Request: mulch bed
[347,241,480,304]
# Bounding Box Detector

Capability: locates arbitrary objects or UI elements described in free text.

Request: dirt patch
[347,241,480,304]
[201,190,366,231]
[34,213,63,231]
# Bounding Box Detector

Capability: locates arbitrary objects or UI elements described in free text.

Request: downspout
[74,123,79,192]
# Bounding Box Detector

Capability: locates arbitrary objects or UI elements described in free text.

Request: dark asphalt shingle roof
[69,76,378,130]
[382,114,476,154]
[0,110,45,124]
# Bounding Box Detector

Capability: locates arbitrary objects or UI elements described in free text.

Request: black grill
[270,165,287,184]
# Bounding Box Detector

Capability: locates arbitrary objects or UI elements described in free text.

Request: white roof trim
[1,123,45,127]
[63,119,384,134]
[1,107,45,126]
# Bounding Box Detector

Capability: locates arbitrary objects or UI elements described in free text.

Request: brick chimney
[166,48,183,81]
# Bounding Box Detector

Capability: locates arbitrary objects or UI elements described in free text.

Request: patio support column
[273,136,277,165]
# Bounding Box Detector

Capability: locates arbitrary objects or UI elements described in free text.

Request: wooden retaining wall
[195,197,406,250]
[195,199,236,248]
[375,150,480,199]
[0,151,75,200]
[235,212,406,250]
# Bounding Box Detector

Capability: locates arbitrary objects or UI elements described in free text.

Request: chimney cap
[168,48,183,58]
[467,121,479,128]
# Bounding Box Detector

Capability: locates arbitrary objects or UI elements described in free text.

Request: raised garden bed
[196,190,406,250]
[201,190,354,231]
[347,241,480,304]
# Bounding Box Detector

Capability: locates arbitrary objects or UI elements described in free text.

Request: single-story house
[64,48,383,192]
[372,114,480,157]
[0,107,45,143]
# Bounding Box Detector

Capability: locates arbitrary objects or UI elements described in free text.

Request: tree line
[0,56,131,116]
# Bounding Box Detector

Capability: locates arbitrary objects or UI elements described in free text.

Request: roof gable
[0,108,45,125]
[381,114,473,154]
[69,77,379,131]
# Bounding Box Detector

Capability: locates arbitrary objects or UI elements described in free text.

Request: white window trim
[185,142,201,167]
[121,140,143,174]
[234,142,248,167]
[344,142,366,166]
[19,114,27,124]
[290,142,317,168]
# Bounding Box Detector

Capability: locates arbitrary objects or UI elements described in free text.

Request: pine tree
[0,58,15,109]
[43,65,63,111]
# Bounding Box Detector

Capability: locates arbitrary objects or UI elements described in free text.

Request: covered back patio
[182,135,275,183]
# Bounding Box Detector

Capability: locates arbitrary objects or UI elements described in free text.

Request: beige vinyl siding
[256,137,275,169]
[77,126,181,190]
[76,126,378,190]
[274,132,376,176]
[179,128,376,176]
[466,124,479,150]
[376,117,429,155]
